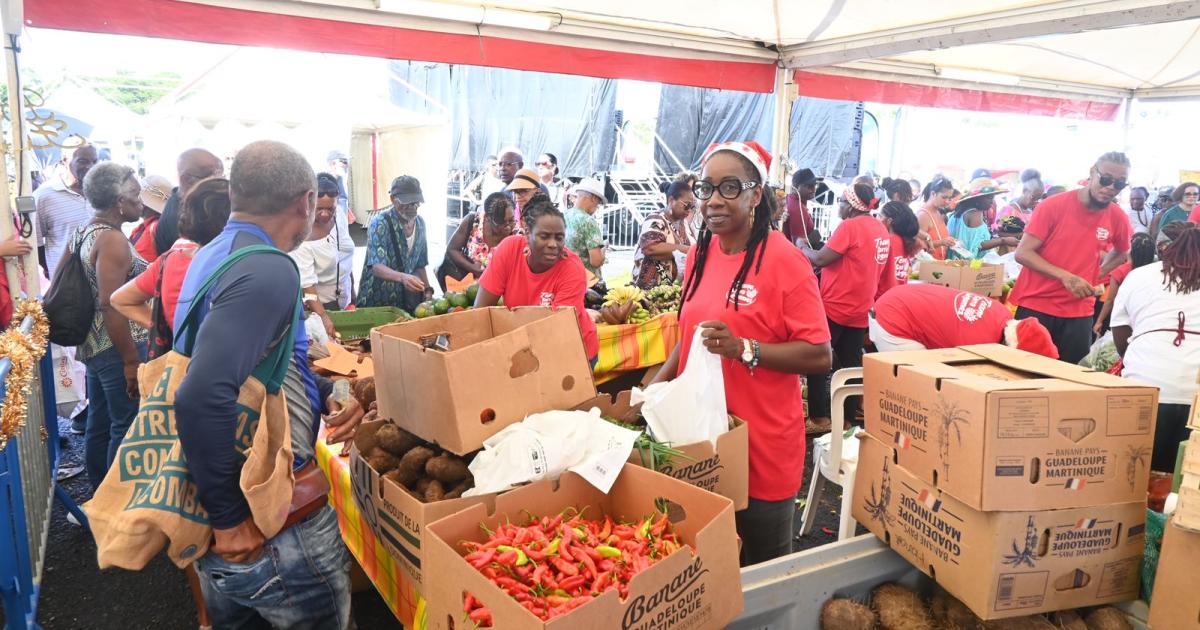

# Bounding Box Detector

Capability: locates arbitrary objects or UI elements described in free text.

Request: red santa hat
[701,141,772,183]
[1003,318,1059,359]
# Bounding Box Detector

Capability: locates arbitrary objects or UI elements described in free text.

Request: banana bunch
[603,285,644,307]
[627,306,652,325]
[644,283,682,313]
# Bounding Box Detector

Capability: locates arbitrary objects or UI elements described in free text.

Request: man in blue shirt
[174,140,363,629]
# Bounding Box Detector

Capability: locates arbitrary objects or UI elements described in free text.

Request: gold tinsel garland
[0,300,49,450]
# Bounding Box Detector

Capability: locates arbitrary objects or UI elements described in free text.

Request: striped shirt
[35,177,92,277]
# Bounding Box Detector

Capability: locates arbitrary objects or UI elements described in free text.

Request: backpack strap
[173,244,301,393]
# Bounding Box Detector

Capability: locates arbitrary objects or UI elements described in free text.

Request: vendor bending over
[869,283,1057,357]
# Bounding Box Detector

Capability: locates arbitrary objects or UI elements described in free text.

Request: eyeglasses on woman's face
[692,177,758,200]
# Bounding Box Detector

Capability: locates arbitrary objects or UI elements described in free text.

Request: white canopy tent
[18,0,1200,184]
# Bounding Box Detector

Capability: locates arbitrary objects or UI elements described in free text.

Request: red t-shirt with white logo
[1009,191,1132,318]
[820,215,891,327]
[875,233,911,300]
[678,230,830,501]
[480,235,598,359]
[873,283,1012,348]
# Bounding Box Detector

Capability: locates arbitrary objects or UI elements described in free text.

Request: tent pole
[1121,96,1133,154]
[770,66,793,184]
[0,4,34,303]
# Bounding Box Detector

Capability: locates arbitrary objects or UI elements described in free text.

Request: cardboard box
[853,433,1145,621]
[1148,519,1200,629]
[576,391,750,511]
[917,259,1006,297]
[348,420,501,593]
[372,307,597,455]
[423,463,743,630]
[1173,436,1200,532]
[864,344,1158,511]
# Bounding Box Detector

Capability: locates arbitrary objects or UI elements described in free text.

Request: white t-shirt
[1125,207,1151,235]
[1110,261,1200,404]
[290,233,346,308]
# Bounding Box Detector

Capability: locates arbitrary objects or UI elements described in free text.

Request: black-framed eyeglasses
[317,190,338,198]
[693,178,758,200]
[1096,173,1128,191]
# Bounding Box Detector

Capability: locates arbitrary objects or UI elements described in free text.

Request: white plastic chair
[798,367,863,540]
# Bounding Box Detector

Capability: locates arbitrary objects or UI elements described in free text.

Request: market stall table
[316,430,427,628]
[593,312,681,384]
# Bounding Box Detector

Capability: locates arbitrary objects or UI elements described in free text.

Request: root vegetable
[981,616,1055,630]
[381,469,405,486]
[352,376,376,408]
[872,583,934,630]
[444,476,473,499]
[424,479,446,502]
[1050,611,1087,630]
[414,478,433,494]
[426,453,470,484]
[366,448,399,474]
[396,446,435,486]
[375,423,419,457]
[1083,608,1131,630]
[930,588,981,630]
[820,598,875,630]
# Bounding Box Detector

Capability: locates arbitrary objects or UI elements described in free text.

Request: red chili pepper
[650,513,669,538]
[558,575,587,592]
[464,592,477,613]
[513,527,530,546]
[495,576,531,593]
[599,558,615,572]
[577,548,597,577]
[468,548,496,569]
[468,607,491,623]
[551,557,578,577]
[598,515,612,541]
[591,570,610,592]
[546,595,571,607]
[496,550,518,566]
[481,536,513,550]
[525,547,546,562]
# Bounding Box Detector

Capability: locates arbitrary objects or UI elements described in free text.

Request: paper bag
[632,329,728,446]
[51,343,87,418]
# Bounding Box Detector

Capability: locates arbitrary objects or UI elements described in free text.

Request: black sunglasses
[693,178,758,200]
[317,190,338,198]
[1096,173,1128,191]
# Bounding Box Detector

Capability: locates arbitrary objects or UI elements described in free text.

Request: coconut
[872,583,934,630]
[820,598,875,630]
[929,588,982,630]
[1083,607,1132,630]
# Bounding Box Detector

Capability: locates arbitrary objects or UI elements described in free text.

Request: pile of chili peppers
[459,507,681,626]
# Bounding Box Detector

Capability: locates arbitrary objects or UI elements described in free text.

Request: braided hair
[680,153,773,311]
[881,177,913,203]
[1129,232,1155,269]
[520,193,562,233]
[1160,222,1200,294]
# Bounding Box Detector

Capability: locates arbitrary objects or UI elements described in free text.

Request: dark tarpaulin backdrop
[389,60,618,177]
[653,88,863,179]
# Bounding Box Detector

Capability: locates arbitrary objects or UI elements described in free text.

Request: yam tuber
[425,454,470,484]
[352,376,376,408]
[1083,608,1131,630]
[375,423,419,457]
[930,588,981,630]
[981,616,1055,630]
[381,469,405,486]
[424,479,445,502]
[366,448,399,474]
[872,583,935,630]
[414,478,433,494]
[444,476,473,499]
[395,446,435,485]
[820,598,875,630]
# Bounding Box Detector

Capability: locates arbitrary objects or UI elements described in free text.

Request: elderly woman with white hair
[73,161,149,488]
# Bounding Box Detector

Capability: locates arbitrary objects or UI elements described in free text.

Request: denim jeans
[194,506,351,630]
[83,343,147,489]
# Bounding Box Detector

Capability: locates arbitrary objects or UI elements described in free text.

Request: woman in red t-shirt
[112,178,231,359]
[875,201,922,300]
[799,183,891,433]
[648,141,832,566]
[1094,231,1156,335]
[475,193,599,364]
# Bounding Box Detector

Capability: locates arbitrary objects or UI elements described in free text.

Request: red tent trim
[794,70,1121,121]
[24,0,777,93]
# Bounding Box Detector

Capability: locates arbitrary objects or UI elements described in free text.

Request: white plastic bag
[305,313,331,359]
[631,328,728,447]
[51,343,87,418]
[464,408,640,497]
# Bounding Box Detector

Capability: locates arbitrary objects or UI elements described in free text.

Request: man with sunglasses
[1010,152,1133,363]
[153,147,225,255]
